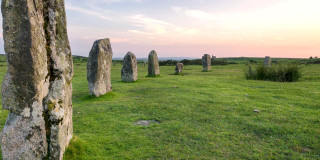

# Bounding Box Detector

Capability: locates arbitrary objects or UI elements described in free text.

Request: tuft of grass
[245,64,302,82]
[79,92,118,102]
[64,136,88,160]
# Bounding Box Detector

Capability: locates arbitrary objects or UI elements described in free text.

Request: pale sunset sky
[1,0,320,58]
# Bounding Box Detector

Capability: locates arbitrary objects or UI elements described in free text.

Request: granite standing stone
[202,54,211,71]
[264,56,272,67]
[148,50,160,76]
[87,39,113,97]
[121,52,138,82]
[175,63,184,74]
[0,0,73,159]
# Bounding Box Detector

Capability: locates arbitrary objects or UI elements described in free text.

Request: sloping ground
[0,62,319,159]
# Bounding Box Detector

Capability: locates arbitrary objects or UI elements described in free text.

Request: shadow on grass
[145,74,161,78]
[169,73,187,76]
[79,92,118,102]
[117,80,143,83]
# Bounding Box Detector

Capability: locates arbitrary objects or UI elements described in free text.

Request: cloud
[185,10,218,21]
[172,6,221,21]
[128,14,198,35]
[171,6,183,12]
[66,5,112,20]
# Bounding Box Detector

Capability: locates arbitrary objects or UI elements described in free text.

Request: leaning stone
[148,50,160,76]
[202,54,211,71]
[175,63,184,74]
[0,0,73,159]
[87,38,113,97]
[264,56,271,67]
[121,52,138,82]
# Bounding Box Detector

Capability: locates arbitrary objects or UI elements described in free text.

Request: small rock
[253,109,260,113]
[134,120,160,126]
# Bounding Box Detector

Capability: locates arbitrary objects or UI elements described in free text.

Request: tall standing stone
[175,63,184,74]
[202,54,211,71]
[148,50,160,76]
[87,39,113,97]
[121,52,138,82]
[264,56,271,67]
[0,0,73,159]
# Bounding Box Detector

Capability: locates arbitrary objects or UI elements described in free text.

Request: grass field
[0,59,319,159]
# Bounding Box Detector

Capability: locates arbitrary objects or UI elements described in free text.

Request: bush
[245,64,302,82]
[159,60,178,66]
[212,59,228,65]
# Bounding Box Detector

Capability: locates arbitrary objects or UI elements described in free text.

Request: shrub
[212,59,228,65]
[245,64,302,82]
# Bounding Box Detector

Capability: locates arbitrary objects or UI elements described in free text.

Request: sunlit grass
[0,60,319,159]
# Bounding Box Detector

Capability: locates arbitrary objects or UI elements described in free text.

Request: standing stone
[175,63,184,74]
[87,39,113,97]
[202,54,211,71]
[148,50,160,76]
[0,0,73,159]
[264,56,272,67]
[121,52,138,82]
[143,61,147,67]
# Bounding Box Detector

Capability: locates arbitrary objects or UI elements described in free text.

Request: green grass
[0,60,319,159]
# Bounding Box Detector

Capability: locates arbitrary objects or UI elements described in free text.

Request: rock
[148,50,160,76]
[121,52,138,82]
[175,63,184,74]
[253,109,260,113]
[87,38,113,97]
[202,54,211,71]
[0,0,73,159]
[264,56,271,67]
[134,120,160,126]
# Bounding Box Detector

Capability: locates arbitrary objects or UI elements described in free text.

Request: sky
[0,0,320,58]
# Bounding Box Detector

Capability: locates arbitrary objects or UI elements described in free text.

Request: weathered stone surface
[264,56,271,67]
[121,52,138,82]
[0,0,73,159]
[148,50,160,76]
[202,54,211,71]
[175,63,184,74]
[87,38,113,97]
